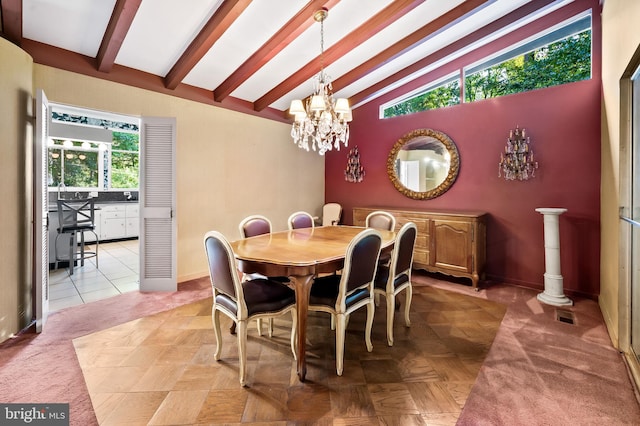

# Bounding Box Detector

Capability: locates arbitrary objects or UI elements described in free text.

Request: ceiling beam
[164,0,252,90]
[253,0,425,112]
[331,0,491,94]
[0,0,22,46]
[96,0,143,73]
[21,38,288,123]
[213,0,341,102]
[348,0,562,107]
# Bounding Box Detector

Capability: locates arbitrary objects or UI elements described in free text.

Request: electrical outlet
[89,191,98,197]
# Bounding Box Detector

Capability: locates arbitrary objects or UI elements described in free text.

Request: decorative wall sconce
[499,126,538,181]
[344,145,365,183]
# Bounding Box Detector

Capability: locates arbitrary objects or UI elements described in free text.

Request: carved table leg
[290,273,315,382]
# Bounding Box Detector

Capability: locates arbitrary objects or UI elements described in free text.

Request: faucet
[57,183,66,199]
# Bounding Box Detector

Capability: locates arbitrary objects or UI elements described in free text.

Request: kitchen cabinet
[125,204,139,238]
[99,202,139,241]
[353,207,487,290]
[100,204,127,240]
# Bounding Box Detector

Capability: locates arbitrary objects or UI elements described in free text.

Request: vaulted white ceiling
[1,0,580,116]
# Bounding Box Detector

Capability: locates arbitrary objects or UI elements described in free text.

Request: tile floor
[49,239,139,312]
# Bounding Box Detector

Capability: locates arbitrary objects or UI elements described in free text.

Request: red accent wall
[325,77,601,297]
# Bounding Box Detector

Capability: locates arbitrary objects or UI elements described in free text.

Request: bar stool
[55,198,99,275]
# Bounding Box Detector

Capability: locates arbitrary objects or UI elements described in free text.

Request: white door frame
[34,89,50,331]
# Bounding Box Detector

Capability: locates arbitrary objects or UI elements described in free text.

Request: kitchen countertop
[48,199,138,212]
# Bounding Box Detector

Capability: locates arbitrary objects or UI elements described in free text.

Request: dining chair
[204,230,297,387]
[321,203,342,226]
[288,211,315,230]
[55,198,99,275]
[365,210,396,231]
[373,221,417,346]
[365,210,396,268]
[238,214,291,336]
[308,228,382,375]
[238,214,273,238]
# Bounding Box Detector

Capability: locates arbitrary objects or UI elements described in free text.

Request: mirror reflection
[387,129,460,200]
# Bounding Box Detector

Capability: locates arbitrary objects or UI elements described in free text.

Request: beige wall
[0,38,34,341]
[600,1,640,344]
[33,65,325,283]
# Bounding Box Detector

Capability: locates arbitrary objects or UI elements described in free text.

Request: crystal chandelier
[289,8,352,155]
[499,126,539,181]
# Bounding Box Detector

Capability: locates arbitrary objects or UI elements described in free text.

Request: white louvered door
[139,117,176,291]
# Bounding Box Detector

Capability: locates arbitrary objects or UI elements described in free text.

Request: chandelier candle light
[499,126,538,180]
[289,8,352,155]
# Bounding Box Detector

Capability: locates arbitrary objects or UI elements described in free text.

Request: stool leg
[80,231,85,267]
[94,233,99,269]
[68,231,75,275]
[54,234,60,271]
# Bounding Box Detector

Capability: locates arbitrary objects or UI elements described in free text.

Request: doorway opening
[46,103,140,312]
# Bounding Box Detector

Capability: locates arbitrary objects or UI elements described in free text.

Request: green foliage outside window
[382,29,591,118]
[111,131,139,189]
[48,131,139,190]
[48,143,99,188]
[383,80,460,118]
[465,31,591,102]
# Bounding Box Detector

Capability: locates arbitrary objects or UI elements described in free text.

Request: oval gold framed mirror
[386,128,460,200]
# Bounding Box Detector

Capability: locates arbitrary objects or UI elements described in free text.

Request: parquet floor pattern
[73,283,506,425]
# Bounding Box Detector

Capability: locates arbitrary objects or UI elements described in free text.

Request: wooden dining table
[230,225,395,381]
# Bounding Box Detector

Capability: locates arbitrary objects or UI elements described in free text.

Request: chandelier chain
[289,8,352,156]
[319,16,324,73]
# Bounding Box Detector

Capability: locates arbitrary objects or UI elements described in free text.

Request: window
[464,16,591,102]
[48,108,139,190]
[110,132,139,189]
[381,15,591,118]
[382,74,460,118]
[48,141,101,188]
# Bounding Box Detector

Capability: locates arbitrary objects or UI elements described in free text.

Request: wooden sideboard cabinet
[353,207,487,290]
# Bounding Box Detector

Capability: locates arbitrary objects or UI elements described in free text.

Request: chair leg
[365,300,374,352]
[290,309,297,361]
[385,292,395,347]
[256,318,263,336]
[404,285,412,327]
[237,319,248,387]
[268,318,274,337]
[335,313,347,376]
[212,309,223,361]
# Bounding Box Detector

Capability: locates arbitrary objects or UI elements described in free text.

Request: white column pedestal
[535,208,573,307]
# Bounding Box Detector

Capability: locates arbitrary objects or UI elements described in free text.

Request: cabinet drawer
[100,204,125,219]
[413,248,429,264]
[126,204,139,217]
[415,235,429,250]
[100,204,125,212]
[396,216,429,234]
[103,210,124,219]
